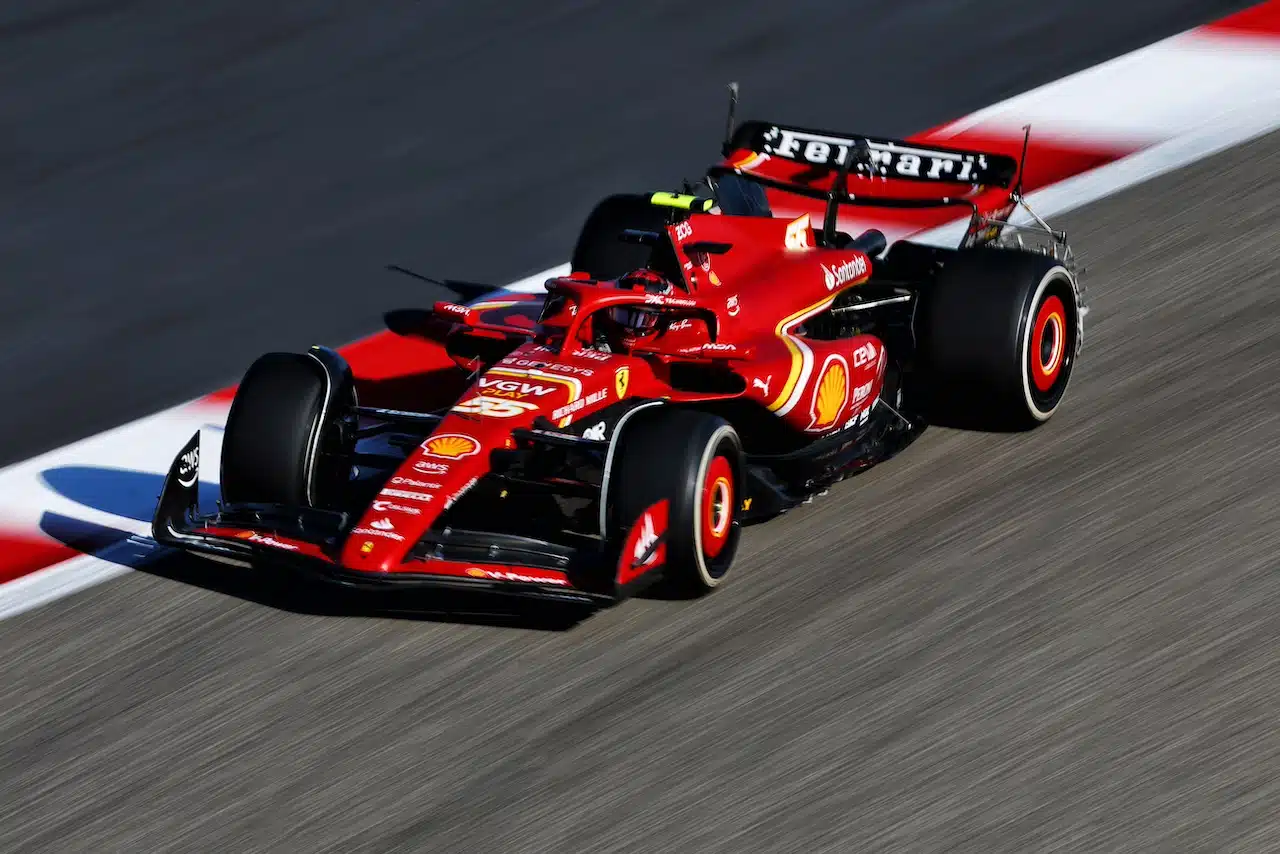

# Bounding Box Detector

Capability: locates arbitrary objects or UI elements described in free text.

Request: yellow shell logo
[422,433,480,459]
[811,358,848,430]
[465,567,487,579]
[614,367,630,400]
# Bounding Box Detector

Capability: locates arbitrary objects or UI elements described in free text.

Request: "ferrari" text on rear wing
[727,120,1019,188]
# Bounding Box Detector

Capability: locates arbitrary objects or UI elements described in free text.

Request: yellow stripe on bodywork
[767,294,838,413]
[469,299,521,312]
[729,152,769,171]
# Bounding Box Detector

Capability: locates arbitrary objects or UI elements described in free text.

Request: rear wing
[724,120,1020,189]
[713,118,1022,250]
[706,85,1075,272]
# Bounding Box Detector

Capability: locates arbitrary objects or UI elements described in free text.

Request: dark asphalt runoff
[0,0,1251,465]
[3,2,1277,853]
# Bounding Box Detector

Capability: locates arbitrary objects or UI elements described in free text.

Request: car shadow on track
[42,464,221,522]
[911,385,1048,434]
[35,497,593,632]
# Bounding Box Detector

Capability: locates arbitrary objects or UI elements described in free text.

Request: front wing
[150,431,623,606]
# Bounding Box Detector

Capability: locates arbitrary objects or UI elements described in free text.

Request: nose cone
[339,428,491,571]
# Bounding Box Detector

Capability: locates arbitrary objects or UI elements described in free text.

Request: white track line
[916,104,1280,248]
[934,29,1280,145]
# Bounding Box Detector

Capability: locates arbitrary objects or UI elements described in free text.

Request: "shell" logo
[422,433,481,460]
[808,356,849,431]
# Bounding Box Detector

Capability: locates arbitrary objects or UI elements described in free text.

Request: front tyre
[916,248,1081,430]
[220,351,356,509]
[611,409,744,597]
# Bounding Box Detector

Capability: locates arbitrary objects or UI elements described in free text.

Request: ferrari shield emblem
[614,366,630,400]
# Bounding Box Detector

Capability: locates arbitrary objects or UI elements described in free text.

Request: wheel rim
[700,455,734,561]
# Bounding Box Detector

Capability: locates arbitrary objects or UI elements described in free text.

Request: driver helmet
[611,268,672,333]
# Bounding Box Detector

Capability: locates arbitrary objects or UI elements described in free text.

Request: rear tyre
[611,409,744,598]
[220,352,355,508]
[915,248,1081,430]
[570,193,669,281]
[695,173,772,217]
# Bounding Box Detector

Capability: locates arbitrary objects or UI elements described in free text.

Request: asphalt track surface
[0,0,1252,466]
[3,3,1277,853]
[3,128,1279,853]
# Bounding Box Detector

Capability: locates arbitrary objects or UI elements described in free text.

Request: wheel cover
[701,455,734,560]
[1030,294,1067,392]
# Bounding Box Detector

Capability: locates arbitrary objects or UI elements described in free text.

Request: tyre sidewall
[1017,267,1078,422]
[688,423,742,587]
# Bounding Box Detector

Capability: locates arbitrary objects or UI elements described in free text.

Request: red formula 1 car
[153,94,1086,610]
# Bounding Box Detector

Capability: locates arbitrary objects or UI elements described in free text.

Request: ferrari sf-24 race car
[153,95,1086,610]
